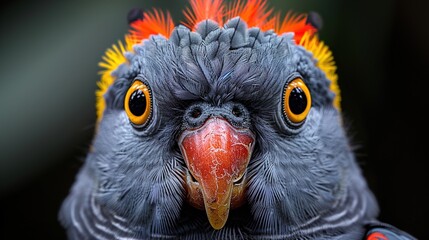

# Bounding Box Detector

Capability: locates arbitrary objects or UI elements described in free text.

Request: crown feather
[183,0,224,30]
[299,31,340,110]
[275,11,316,43]
[96,0,339,121]
[96,34,136,121]
[130,8,174,40]
[226,0,274,31]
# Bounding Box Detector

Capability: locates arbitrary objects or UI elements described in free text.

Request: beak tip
[206,207,230,230]
[179,117,255,230]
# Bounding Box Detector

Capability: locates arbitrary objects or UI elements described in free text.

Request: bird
[59,0,417,239]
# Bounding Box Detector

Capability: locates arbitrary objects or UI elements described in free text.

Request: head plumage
[96,0,340,122]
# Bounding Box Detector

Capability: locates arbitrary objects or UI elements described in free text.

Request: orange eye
[283,78,312,124]
[124,80,152,126]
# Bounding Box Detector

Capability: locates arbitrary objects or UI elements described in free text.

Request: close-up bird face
[1,0,425,239]
[60,0,419,239]
[91,17,349,235]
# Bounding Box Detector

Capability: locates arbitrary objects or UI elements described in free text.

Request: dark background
[0,0,427,239]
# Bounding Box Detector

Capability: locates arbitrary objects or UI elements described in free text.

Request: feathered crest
[96,34,136,121]
[183,0,225,29]
[96,0,339,121]
[130,8,175,40]
[299,32,340,110]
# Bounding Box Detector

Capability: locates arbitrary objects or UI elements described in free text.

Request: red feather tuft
[96,0,339,122]
[129,1,317,44]
[130,8,175,41]
[275,11,317,43]
[181,0,316,43]
[226,0,274,31]
[183,0,224,30]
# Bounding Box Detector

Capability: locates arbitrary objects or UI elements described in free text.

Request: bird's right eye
[124,80,152,126]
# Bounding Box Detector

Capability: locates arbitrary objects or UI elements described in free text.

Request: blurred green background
[0,0,427,239]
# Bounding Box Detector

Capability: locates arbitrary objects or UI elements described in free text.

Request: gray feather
[59,17,379,239]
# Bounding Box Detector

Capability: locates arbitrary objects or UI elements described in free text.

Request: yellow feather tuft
[299,31,341,110]
[96,34,136,122]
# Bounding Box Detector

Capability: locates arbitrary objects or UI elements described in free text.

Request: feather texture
[57,1,415,239]
[97,34,136,121]
[183,0,225,30]
[299,31,340,110]
[130,8,175,40]
[95,0,338,122]
[226,0,274,31]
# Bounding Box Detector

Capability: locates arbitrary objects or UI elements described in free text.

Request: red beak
[178,117,255,229]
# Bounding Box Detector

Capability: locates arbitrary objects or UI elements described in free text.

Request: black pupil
[289,87,307,114]
[129,89,146,116]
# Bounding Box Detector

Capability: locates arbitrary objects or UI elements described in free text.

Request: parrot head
[61,0,379,238]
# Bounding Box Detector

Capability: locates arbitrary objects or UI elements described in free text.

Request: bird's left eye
[124,80,152,126]
[282,78,312,124]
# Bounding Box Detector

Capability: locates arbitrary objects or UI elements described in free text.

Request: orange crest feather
[275,11,316,43]
[226,0,274,31]
[183,0,224,30]
[96,0,340,122]
[130,8,175,41]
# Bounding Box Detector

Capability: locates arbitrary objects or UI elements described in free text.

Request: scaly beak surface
[179,117,255,230]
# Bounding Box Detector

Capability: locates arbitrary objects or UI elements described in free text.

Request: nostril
[232,106,243,118]
[190,107,202,119]
[183,104,209,129]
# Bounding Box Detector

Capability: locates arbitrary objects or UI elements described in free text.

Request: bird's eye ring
[282,78,311,124]
[124,80,152,126]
